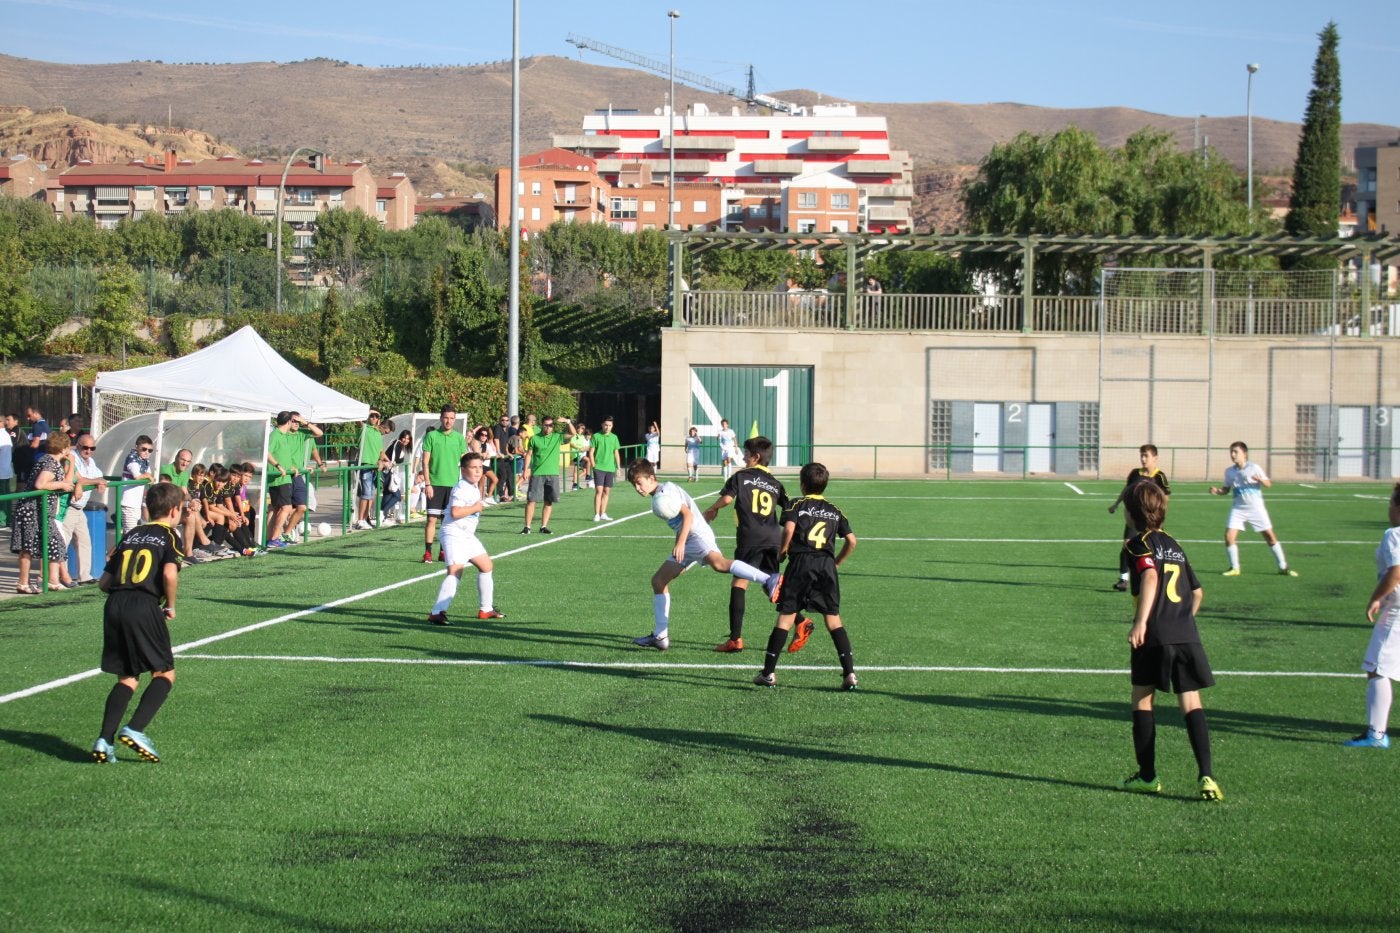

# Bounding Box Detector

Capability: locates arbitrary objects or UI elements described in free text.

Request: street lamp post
[275,146,323,313]
[1246,63,1259,221]
[668,10,680,232]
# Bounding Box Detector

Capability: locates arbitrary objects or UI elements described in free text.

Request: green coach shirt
[528,430,565,476]
[266,427,303,488]
[590,432,620,473]
[422,427,467,487]
[358,424,384,467]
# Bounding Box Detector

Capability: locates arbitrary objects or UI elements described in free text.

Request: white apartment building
[554,102,913,234]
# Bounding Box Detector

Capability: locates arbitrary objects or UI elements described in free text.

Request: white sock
[1119,572,1129,582]
[1226,544,1239,570]
[1270,542,1287,569]
[652,592,670,638]
[1367,677,1393,736]
[477,570,494,612]
[432,573,459,614]
[729,560,768,585]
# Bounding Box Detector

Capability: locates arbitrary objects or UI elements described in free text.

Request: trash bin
[67,506,110,581]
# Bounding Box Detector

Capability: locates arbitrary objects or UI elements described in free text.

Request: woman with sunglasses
[469,427,500,505]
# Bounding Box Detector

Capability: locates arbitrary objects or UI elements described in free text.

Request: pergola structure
[666,231,1400,332]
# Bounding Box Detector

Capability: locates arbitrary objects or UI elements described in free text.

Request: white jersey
[656,481,718,562]
[1378,526,1400,588]
[645,431,660,463]
[1364,525,1400,678]
[442,479,482,538]
[1223,462,1267,504]
[717,428,738,454]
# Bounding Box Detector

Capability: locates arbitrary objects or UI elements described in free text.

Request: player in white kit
[1344,483,1400,748]
[427,452,506,625]
[717,419,739,480]
[1208,441,1296,577]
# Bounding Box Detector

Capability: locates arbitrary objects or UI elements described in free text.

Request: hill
[0,104,234,168]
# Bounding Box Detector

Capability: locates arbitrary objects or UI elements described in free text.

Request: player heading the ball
[625,458,779,651]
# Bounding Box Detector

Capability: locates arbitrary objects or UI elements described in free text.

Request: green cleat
[1221,568,1241,577]
[1198,775,1224,801]
[1279,568,1298,577]
[1120,772,1161,794]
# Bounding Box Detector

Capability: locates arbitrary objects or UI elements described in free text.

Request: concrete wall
[661,326,1400,482]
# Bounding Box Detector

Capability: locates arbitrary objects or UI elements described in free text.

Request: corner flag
[748,420,760,439]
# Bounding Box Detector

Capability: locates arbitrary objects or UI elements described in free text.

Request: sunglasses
[79,445,96,451]
[138,447,153,453]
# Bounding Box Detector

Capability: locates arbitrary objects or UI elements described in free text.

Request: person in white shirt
[717,419,739,480]
[1343,483,1400,749]
[1208,441,1296,577]
[64,434,109,583]
[644,421,661,468]
[426,452,505,626]
[0,420,12,528]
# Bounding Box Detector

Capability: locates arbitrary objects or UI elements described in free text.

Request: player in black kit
[703,436,812,653]
[1120,482,1223,801]
[753,462,858,691]
[1107,444,1171,591]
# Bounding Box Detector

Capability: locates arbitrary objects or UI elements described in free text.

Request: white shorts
[441,532,487,566]
[1363,595,1400,679]
[720,446,738,463]
[1227,502,1273,533]
[685,452,700,467]
[668,531,719,569]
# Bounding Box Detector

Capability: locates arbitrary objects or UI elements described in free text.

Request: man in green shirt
[520,415,574,535]
[420,405,468,562]
[353,411,389,531]
[158,449,193,489]
[589,416,622,522]
[265,411,323,548]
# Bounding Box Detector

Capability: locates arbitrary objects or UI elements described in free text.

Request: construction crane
[565,33,802,114]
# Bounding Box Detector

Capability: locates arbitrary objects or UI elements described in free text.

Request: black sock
[829,626,854,675]
[1184,708,1213,779]
[761,627,787,675]
[1118,546,1129,576]
[728,587,746,641]
[208,525,231,547]
[232,524,256,550]
[100,683,135,743]
[1132,709,1156,781]
[126,677,173,732]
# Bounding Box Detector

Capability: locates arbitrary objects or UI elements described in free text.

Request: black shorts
[291,474,309,508]
[269,483,293,509]
[593,470,616,488]
[426,485,452,518]
[734,544,780,576]
[101,591,175,677]
[1131,642,1215,693]
[776,554,840,616]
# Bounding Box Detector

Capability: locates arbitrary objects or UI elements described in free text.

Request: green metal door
[690,366,813,468]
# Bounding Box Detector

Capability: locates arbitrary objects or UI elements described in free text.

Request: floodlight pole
[507,0,521,417]
[275,146,323,313]
[1245,63,1259,224]
[667,10,680,318]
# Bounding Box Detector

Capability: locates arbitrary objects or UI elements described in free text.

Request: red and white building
[553,101,912,234]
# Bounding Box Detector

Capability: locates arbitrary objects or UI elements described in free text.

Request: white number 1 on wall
[763,370,790,467]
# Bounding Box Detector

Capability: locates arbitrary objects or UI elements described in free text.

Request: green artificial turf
[1,478,1395,930]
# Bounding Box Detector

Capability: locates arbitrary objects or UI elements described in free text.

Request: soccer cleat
[477,609,506,620]
[765,573,784,604]
[1120,772,1161,794]
[1221,568,1241,577]
[841,672,859,691]
[91,737,117,764]
[788,617,815,653]
[540,526,553,535]
[753,671,776,687]
[519,526,531,535]
[427,612,451,626]
[1198,775,1224,801]
[600,513,613,521]
[117,726,160,763]
[1342,729,1390,748]
[714,638,744,653]
[439,549,446,563]
[1279,568,1299,577]
[422,549,434,563]
[1112,579,1129,592]
[633,633,670,651]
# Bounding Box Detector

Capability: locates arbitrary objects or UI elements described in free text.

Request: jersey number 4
[806,520,829,550]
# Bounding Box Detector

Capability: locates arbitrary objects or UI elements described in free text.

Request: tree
[88,264,143,355]
[0,195,54,246]
[310,207,383,284]
[114,213,181,268]
[1284,21,1342,272]
[318,286,353,378]
[178,208,269,264]
[445,242,507,376]
[0,239,58,360]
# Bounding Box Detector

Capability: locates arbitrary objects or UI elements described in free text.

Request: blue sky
[1,0,1395,126]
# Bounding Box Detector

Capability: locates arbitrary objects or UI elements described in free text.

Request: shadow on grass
[842,569,1086,591]
[0,728,91,763]
[122,876,354,931]
[530,713,1114,792]
[873,692,1353,743]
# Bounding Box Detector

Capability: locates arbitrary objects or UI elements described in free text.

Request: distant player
[703,436,812,654]
[1107,444,1171,591]
[1119,483,1223,801]
[684,426,702,482]
[427,453,506,626]
[1343,482,1400,749]
[1209,441,1297,577]
[717,419,739,480]
[625,458,779,651]
[91,482,185,765]
[753,462,859,691]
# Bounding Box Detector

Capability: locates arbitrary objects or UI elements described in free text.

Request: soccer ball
[651,486,684,521]
[316,521,333,538]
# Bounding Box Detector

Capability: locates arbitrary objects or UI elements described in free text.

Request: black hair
[799,462,830,495]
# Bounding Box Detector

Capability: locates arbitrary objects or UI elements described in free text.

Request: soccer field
[1,478,1395,931]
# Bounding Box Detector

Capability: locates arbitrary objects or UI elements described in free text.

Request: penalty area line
[1063,483,1085,495]
[174,654,1363,678]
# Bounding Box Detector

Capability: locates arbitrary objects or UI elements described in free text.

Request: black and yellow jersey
[783,495,853,560]
[103,521,184,601]
[1125,529,1201,647]
[719,465,789,549]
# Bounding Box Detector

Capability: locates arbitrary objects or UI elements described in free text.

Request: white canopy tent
[92,325,369,435]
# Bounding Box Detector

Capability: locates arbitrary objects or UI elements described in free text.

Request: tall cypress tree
[1284,21,1342,271]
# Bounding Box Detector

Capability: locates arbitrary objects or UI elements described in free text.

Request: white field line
[1064,483,1085,495]
[603,534,1378,546]
[1354,494,1389,501]
[176,653,1362,679]
[0,498,705,707]
[1300,483,1318,488]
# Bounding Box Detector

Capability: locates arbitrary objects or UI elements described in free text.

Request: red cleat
[477,609,506,620]
[714,638,744,653]
[788,617,815,653]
